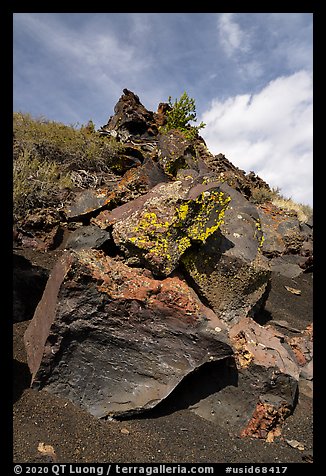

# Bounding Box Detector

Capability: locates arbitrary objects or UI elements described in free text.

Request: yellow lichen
[175,203,189,223]
[125,187,231,274]
[254,219,265,250]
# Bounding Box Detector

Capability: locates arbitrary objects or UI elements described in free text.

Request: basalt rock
[24,249,232,419]
[92,178,231,276]
[20,89,312,441]
[181,183,271,324]
[257,203,313,276]
[157,129,210,178]
[65,158,168,222]
[189,317,300,440]
[64,225,111,250]
[99,89,159,142]
[229,317,299,441]
[13,254,49,322]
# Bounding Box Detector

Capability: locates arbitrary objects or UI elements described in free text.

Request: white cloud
[200,71,313,206]
[217,13,251,57]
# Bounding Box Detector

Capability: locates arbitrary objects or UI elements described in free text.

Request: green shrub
[160,92,206,140]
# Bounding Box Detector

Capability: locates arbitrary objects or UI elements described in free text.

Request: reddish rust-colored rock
[227,316,300,440]
[229,317,300,383]
[240,400,291,441]
[24,249,232,418]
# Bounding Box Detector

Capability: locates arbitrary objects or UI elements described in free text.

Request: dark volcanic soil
[13,248,313,464]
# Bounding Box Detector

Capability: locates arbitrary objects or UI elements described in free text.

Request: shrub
[13,151,72,219]
[160,92,206,140]
[13,112,124,173]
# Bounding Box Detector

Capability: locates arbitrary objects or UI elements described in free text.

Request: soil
[13,247,314,465]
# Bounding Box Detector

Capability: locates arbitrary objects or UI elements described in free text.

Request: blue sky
[13,13,313,206]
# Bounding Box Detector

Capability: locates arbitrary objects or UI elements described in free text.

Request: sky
[13,13,313,206]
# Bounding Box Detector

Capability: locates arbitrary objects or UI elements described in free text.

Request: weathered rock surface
[19,89,312,442]
[14,209,63,251]
[93,178,231,276]
[24,249,232,418]
[99,89,159,141]
[65,188,116,220]
[188,317,300,440]
[157,129,210,177]
[182,183,271,324]
[229,318,300,441]
[257,204,313,276]
[65,225,111,250]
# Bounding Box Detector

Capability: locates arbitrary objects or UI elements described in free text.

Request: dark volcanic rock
[24,249,232,419]
[93,178,231,276]
[65,188,115,221]
[258,204,303,257]
[227,317,299,440]
[157,130,210,177]
[182,183,271,324]
[65,225,111,250]
[100,89,158,141]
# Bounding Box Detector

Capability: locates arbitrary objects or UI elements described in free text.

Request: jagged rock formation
[18,89,313,440]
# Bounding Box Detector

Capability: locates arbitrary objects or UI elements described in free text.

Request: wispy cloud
[200,70,313,205]
[217,13,251,57]
[13,13,313,205]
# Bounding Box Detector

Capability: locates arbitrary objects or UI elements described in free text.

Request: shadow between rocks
[13,359,31,403]
[124,356,238,420]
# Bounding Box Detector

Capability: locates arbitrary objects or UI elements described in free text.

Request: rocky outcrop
[20,89,312,441]
[99,89,159,141]
[157,130,210,177]
[24,249,232,418]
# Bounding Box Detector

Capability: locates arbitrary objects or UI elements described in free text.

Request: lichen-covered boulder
[24,249,232,419]
[181,183,271,324]
[93,178,231,276]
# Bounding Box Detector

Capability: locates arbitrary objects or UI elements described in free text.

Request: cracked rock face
[24,249,232,418]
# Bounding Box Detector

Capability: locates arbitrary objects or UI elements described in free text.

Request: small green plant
[161,92,206,140]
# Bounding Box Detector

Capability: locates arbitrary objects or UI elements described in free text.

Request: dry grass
[251,186,312,223]
[271,196,312,223]
[13,113,126,219]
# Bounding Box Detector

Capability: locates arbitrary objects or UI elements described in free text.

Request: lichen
[121,186,231,275]
[186,190,231,243]
[254,218,265,250]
